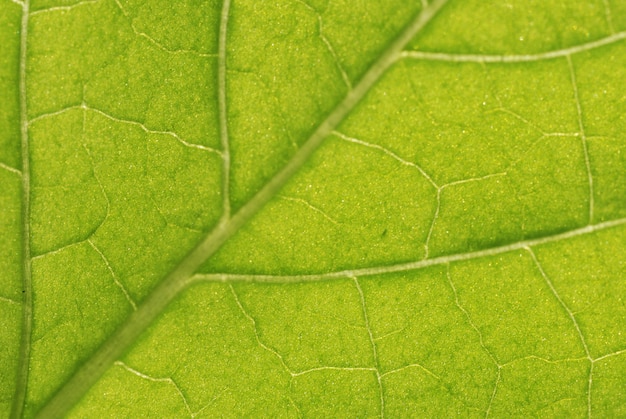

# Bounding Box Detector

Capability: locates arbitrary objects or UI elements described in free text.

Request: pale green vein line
[28,104,81,123]
[443,172,507,189]
[85,104,221,153]
[113,0,217,58]
[425,173,507,259]
[191,217,626,284]
[380,363,440,380]
[114,361,194,417]
[332,129,508,259]
[279,196,339,225]
[87,239,137,311]
[567,55,594,224]
[30,240,83,261]
[501,355,589,367]
[228,285,292,375]
[594,348,626,362]
[317,17,351,89]
[218,0,232,219]
[400,31,626,63]
[296,0,352,89]
[526,247,592,418]
[192,389,227,419]
[291,366,377,377]
[603,0,615,34]
[36,1,451,417]
[333,130,437,188]
[0,162,22,175]
[36,256,191,419]
[446,266,501,418]
[353,277,384,418]
[29,103,220,154]
[29,0,99,16]
[424,189,441,259]
[11,1,31,418]
[0,296,20,305]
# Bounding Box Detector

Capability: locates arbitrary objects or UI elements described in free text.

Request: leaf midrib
[33,0,451,416]
[12,0,32,418]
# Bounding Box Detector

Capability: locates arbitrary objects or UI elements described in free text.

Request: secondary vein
[36,1,450,417]
[400,31,626,63]
[191,217,626,284]
[218,0,232,219]
[11,1,32,418]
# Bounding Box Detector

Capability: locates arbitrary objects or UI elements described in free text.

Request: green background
[1,0,626,417]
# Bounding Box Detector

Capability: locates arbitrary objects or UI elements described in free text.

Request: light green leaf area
[2,0,626,417]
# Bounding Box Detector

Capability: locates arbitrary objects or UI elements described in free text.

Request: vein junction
[332,130,507,258]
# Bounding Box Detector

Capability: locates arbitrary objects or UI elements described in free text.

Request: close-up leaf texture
[1,0,626,417]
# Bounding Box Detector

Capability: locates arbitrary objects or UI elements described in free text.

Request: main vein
[36,0,451,417]
[12,1,32,419]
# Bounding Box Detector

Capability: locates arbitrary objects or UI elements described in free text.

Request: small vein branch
[1,296,20,305]
[29,103,220,154]
[353,277,384,417]
[114,361,194,417]
[86,104,219,153]
[0,162,22,176]
[380,363,440,380]
[526,247,593,418]
[279,196,339,225]
[113,0,216,58]
[566,55,594,224]
[88,240,137,310]
[595,348,626,362]
[291,366,377,377]
[333,130,437,187]
[296,0,352,89]
[29,0,99,16]
[603,0,615,34]
[526,248,590,359]
[446,266,501,417]
[229,285,293,375]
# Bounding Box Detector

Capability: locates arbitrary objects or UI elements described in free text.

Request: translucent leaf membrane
[1,0,625,417]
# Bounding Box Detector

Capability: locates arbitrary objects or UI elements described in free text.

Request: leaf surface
[2,0,626,417]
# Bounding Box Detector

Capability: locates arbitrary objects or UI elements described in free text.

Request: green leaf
[2,0,626,417]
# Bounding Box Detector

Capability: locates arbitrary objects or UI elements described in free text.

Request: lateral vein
[400,31,626,63]
[191,217,626,284]
[218,0,232,219]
